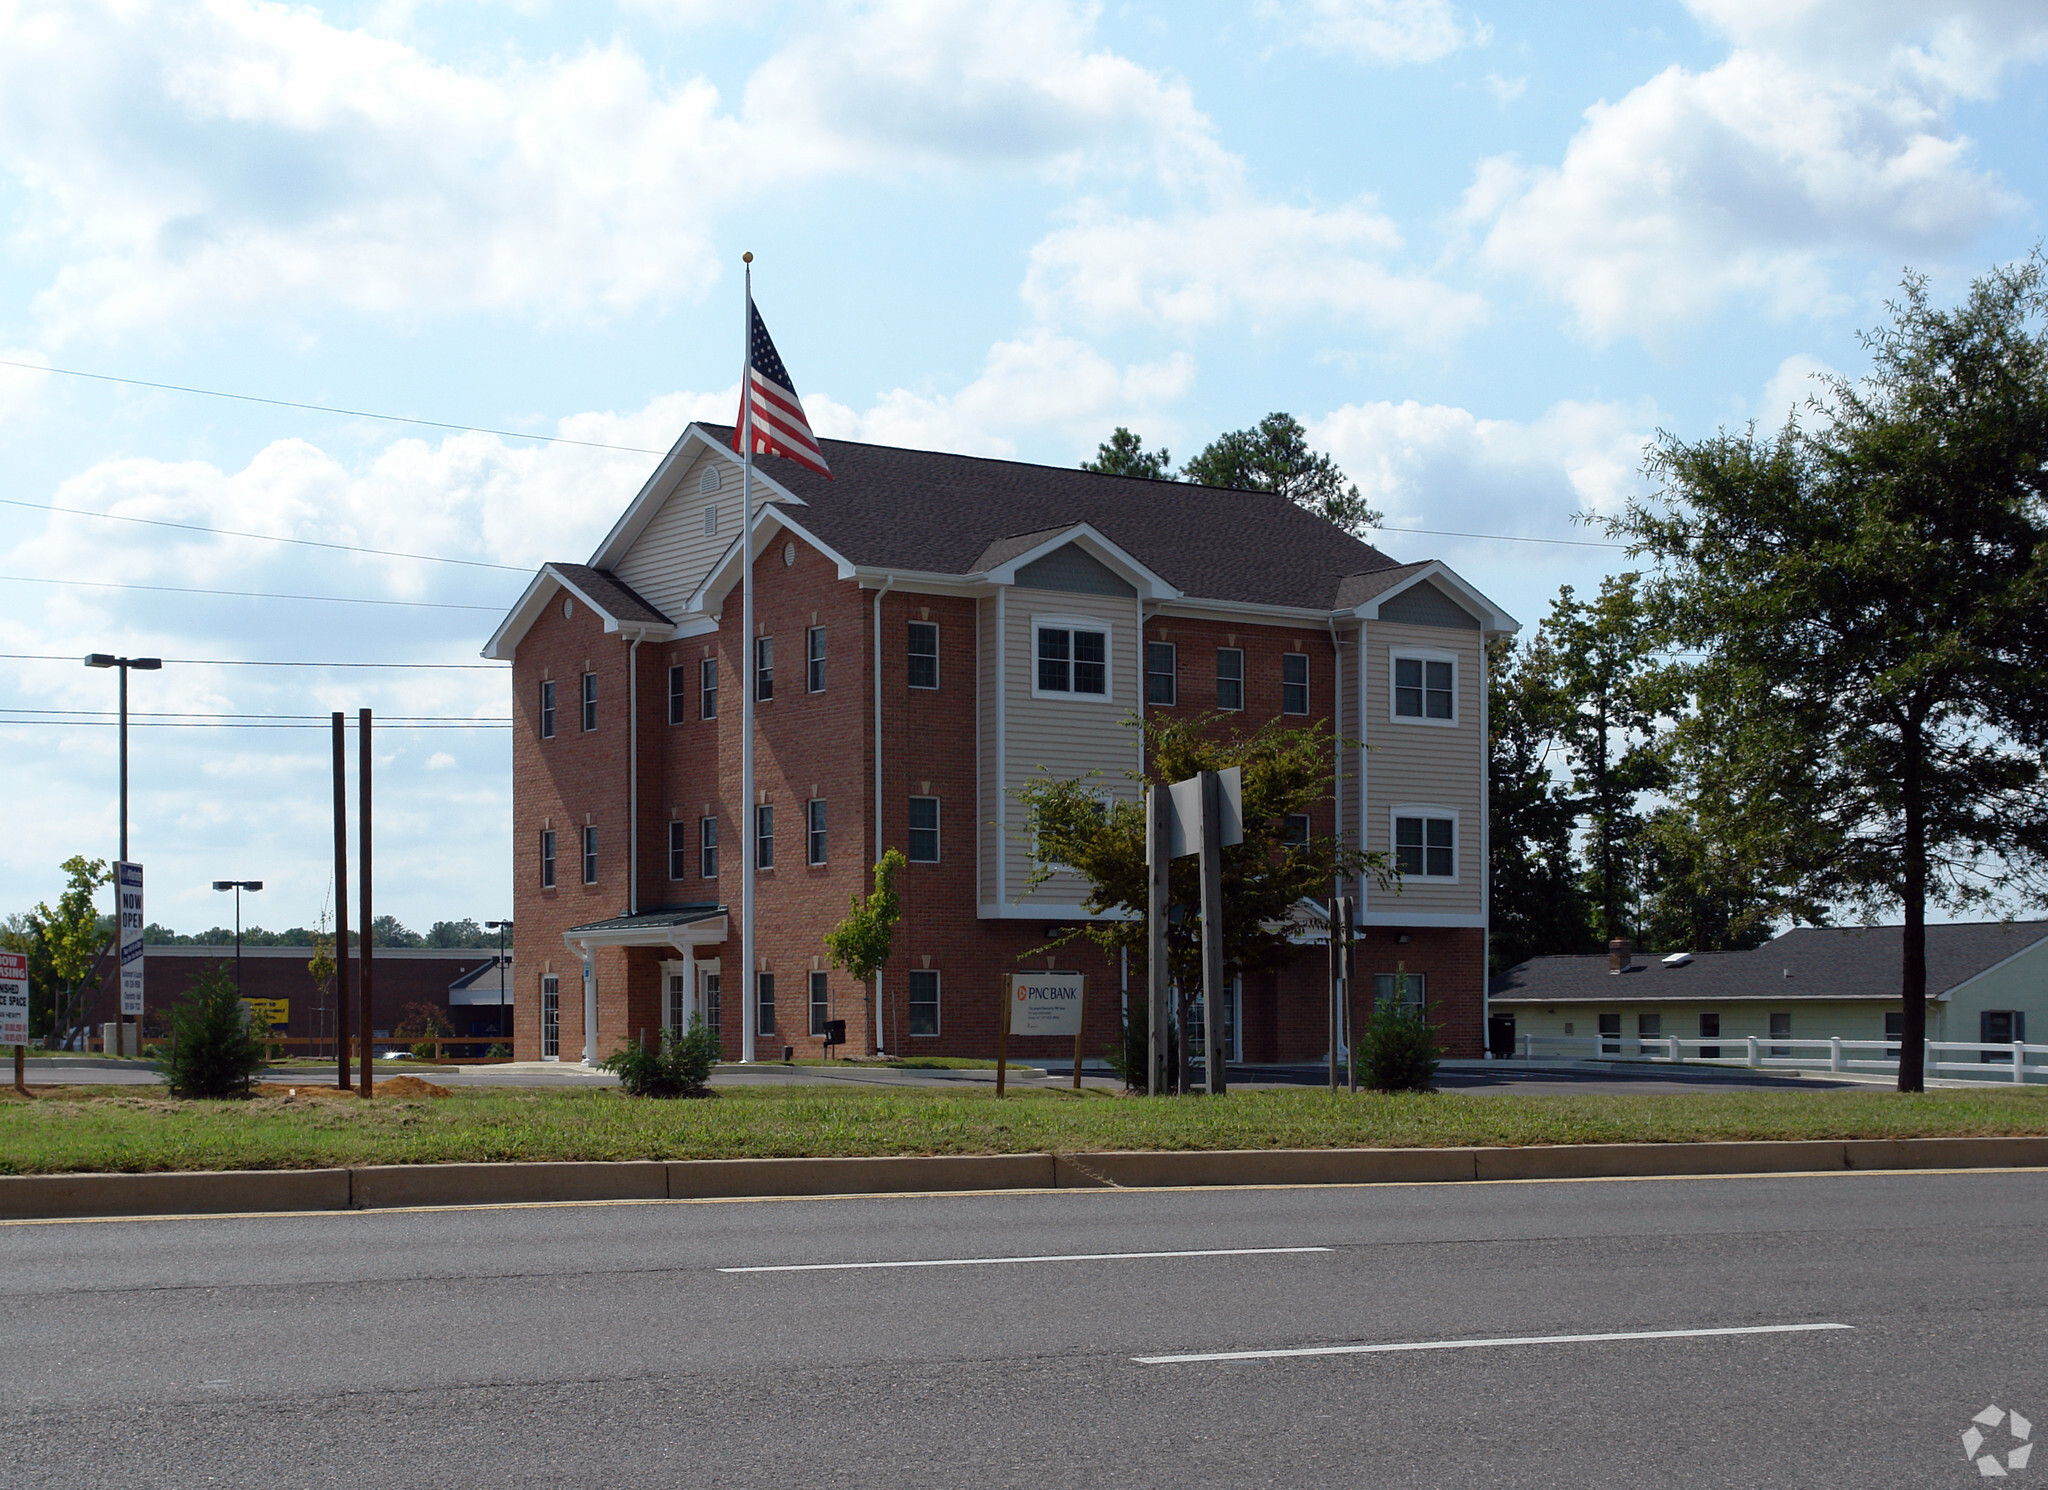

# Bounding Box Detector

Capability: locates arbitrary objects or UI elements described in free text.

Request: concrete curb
[3,1136,2045,1221]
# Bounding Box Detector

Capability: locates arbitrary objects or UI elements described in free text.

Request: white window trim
[1144,639,1177,707]
[1215,646,1245,712]
[1030,615,1115,702]
[807,625,826,694]
[907,794,942,864]
[1281,652,1311,716]
[907,967,941,1038]
[667,819,688,882]
[907,620,940,690]
[807,798,827,866]
[1388,803,1460,884]
[1388,646,1459,728]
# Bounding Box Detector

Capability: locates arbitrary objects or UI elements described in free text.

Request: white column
[580,942,597,1066]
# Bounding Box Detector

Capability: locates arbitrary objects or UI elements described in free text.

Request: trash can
[1486,1014,1516,1060]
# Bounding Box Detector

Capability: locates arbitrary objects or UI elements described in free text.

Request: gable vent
[701,466,721,494]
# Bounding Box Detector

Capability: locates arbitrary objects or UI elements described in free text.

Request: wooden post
[1328,895,1341,1093]
[13,1044,24,1095]
[1341,898,1357,1094]
[995,979,1009,1097]
[1073,976,1087,1091]
[332,712,352,1091]
[358,708,374,1100]
[1147,785,1170,1098]
[1199,769,1227,1096]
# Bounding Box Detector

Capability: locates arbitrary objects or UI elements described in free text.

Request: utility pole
[332,713,351,1090]
[85,653,160,1055]
[359,708,374,1099]
[486,919,512,1053]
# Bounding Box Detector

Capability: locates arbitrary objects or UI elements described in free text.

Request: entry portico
[561,905,726,1064]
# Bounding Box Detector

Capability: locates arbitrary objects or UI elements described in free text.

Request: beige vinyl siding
[1361,619,1483,920]
[1004,588,1139,906]
[1336,626,1360,868]
[1943,937,2048,1046]
[613,445,764,622]
[978,593,1001,907]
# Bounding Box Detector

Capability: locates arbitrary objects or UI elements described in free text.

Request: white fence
[1511,1032,2048,1085]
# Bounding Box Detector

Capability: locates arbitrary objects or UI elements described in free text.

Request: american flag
[733,300,831,478]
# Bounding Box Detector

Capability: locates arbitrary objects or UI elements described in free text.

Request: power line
[6,708,508,721]
[0,653,503,669]
[0,718,508,730]
[1,497,529,572]
[0,356,672,457]
[0,574,509,612]
[1368,523,1624,551]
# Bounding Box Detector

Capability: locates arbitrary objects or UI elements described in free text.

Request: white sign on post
[116,861,144,1017]
[0,950,28,1045]
[1156,766,1243,860]
[1009,971,1087,1037]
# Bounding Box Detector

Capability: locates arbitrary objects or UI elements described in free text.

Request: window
[702,972,721,1040]
[1393,654,1455,722]
[539,680,556,739]
[809,970,829,1037]
[907,796,940,863]
[1373,972,1425,1011]
[1637,1012,1661,1039]
[755,804,774,869]
[1598,1011,1620,1053]
[1282,653,1310,715]
[539,830,556,889]
[541,975,560,1059]
[1035,622,1109,697]
[1393,812,1455,878]
[1982,1010,2026,1062]
[907,622,939,689]
[756,973,775,1038]
[807,799,827,865]
[700,816,718,879]
[582,826,598,885]
[668,820,688,881]
[755,637,773,702]
[1700,1010,1721,1060]
[581,672,597,731]
[1145,641,1176,706]
[668,664,688,726]
[1216,648,1244,711]
[700,657,718,720]
[908,969,940,1036]
[807,626,826,693]
[1281,813,1311,848]
[1768,1011,1791,1056]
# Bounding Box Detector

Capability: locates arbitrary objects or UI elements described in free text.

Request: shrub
[600,1016,719,1098]
[1354,994,1441,1093]
[161,966,269,1098]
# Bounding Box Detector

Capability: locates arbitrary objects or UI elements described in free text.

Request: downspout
[1480,635,1492,1057]
[628,635,642,918]
[872,574,895,1055]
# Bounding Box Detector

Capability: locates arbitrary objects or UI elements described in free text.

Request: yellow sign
[242,998,289,1028]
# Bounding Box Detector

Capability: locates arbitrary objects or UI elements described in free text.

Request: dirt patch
[373,1075,452,1099]
[261,1083,361,1103]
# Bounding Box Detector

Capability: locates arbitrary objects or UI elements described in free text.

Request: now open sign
[0,950,28,1045]
[1010,971,1087,1038]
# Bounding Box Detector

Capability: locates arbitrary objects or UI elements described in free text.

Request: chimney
[1608,938,1633,974]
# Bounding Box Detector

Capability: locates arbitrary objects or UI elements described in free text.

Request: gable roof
[482,562,671,660]
[1490,921,2048,1004]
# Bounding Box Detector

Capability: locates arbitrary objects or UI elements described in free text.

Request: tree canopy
[1182,413,1383,536]
[1081,427,1173,480]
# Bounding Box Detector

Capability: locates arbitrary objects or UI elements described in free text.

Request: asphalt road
[3,1168,2040,1487]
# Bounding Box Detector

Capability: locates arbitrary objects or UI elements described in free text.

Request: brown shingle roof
[550,563,670,627]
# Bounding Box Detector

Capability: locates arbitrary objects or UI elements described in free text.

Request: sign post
[995,981,1010,1097]
[1006,971,1087,1092]
[1147,767,1242,1096]
[1,949,28,1093]
[115,861,143,1055]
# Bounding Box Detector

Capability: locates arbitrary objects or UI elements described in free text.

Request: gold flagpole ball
[742,251,753,263]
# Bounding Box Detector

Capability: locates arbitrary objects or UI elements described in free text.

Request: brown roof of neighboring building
[1490,921,2048,1005]
[550,563,670,627]
[707,426,1405,611]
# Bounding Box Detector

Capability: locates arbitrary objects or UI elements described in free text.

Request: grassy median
[0,1081,2045,1176]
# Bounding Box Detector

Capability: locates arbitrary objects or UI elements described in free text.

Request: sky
[3,0,2045,937]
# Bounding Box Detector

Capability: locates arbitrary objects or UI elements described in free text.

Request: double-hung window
[1982,1010,2026,1062]
[807,799,827,865]
[700,816,718,879]
[907,796,940,863]
[907,622,939,689]
[756,974,776,1038]
[581,825,599,884]
[1145,641,1176,706]
[1393,811,1454,879]
[538,680,556,739]
[807,626,826,693]
[908,969,940,1036]
[1373,971,1425,1011]
[581,672,597,731]
[1216,648,1244,711]
[668,820,688,881]
[754,637,773,702]
[668,664,688,725]
[700,658,718,719]
[755,804,774,870]
[1282,653,1309,715]
[1282,813,1311,848]
[539,830,556,888]
[1035,621,1109,697]
[809,971,830,1038]
[1393,653,1455,722]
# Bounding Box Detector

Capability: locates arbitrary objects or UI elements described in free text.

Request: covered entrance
[560,904,728,1065]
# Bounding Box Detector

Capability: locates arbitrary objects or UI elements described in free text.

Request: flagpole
[739,251,757,1064]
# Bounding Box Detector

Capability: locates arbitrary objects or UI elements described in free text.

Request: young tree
[1486,637,1593,969]
[1616,256,2048,1091]
[824,850,907,1048]
[1016,712,1389,1002]
[1182,413,1384,536]
[1082,427,1173,480]
[163,964,268,1098]
[27,857,112,1047]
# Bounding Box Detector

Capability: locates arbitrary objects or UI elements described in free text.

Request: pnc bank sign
[1010,971,1087,1038]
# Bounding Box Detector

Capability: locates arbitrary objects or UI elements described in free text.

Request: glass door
[541,975,560,1060]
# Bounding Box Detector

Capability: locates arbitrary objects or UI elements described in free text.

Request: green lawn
[0,1081,2044,1176]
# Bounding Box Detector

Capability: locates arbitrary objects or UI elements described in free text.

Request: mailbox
[823,1019,846,1049]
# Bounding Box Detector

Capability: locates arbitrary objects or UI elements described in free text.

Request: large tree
[1082,427,1174,480]
[1615,257,2048,1091]
[1486,636,1593,969]
[1182,413,1384,536]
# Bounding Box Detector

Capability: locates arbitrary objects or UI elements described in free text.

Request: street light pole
[486,919,512,1052]
[85,653,161,1052]
[212,881,263,995]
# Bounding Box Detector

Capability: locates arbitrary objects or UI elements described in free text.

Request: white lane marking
[1135,1321,1854,1365]
[721,1246,1333,1274]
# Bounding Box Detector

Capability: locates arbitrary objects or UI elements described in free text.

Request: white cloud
[1465,1,2046,342]
[1258,0,1490,65]
[1485,73,1527,105]
[1753,352,1840,432]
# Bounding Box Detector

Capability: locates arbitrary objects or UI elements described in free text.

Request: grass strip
[0,1083,2044,1177]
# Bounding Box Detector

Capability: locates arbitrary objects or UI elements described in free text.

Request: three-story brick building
[484,425,1517,1066]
